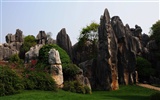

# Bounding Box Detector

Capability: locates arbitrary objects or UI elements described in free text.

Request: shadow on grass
[101,95,149,100]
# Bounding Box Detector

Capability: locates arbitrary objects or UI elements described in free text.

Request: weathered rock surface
[75,67,92,92]
[95,8,119,90]
[36,31,47,44]
[25,44,43,63]
[56,28,72,59]
[0,29,23,61]
[48,48,63,88]
[15,29,23,42]
[72,41,97,65]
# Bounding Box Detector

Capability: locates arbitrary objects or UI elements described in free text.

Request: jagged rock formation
[79,9,143,90]
[48,48,63,88]
[94,9,119,90]
[111,16,142,85]
[25,44,43,63]
[36,31,47,44]
[56,28,73,59]
[0,29,23,60]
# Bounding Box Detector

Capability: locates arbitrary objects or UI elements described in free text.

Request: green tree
[76,22,99,62]
[150,20,160,43]
[78,22,99,43]
[19,35,36,59]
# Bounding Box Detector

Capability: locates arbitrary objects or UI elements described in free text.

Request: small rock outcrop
[36,31,47,44]
[0,29,23,61]
[48,48,63,88]
[25,44,43,63]
[75,67,92,92]
[56,28,72,59]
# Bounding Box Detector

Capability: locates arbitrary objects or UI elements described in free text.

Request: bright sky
[0,0,159,45]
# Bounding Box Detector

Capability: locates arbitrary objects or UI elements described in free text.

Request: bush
[62,64,80,81]
[0,66,24,96]
[63,81,91,94]
[23,70,57,91]
[150,92,160,100]
[136,57,155,82]
[19,35,36,59]
[38,44,71,66]
[9,54,21,63]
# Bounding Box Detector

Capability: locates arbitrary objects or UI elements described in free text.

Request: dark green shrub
[0,66,24,96]
[38,44,71,66]
[19,35,36,59]
[23,70,57,91]
[62,64,80,81]
[150,92,160,100]
[63,81,91,94]
[9,54,21,63]
[136,57,155,81]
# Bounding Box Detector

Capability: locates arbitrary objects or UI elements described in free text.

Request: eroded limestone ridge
[0,29,23,60]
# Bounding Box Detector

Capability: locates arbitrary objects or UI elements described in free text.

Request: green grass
[0,85,159,100]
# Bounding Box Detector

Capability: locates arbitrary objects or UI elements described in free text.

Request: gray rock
[56,28,72,59]
[15,29,23,42]
[6,34,15,43]
[95,8,119,90]
[25,44,43,63]
[48,48,63,88]
[36,31,47,44]
[48,48,61,64]
[75,67,92,92]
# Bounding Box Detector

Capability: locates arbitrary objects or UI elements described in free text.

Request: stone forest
[0,8,160,99]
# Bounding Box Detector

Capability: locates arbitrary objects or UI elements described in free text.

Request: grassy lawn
[0,85,159,100]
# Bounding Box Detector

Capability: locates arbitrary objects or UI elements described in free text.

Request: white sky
[0,0,159,45]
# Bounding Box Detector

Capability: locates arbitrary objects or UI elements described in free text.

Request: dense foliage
[63,81,91,94]
[78,22,99,42]
[39,44,71,65]
[0,66,24,96]
[136,57,155,82]
[62,64,80,81]
[38,44,79,81]
[23,69,57,91]
[9,54,21,63]
[19,35,36,59]
[150,20,160,44]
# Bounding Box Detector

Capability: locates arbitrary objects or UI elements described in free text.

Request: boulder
[36,31,47,44]
[6,34,15,43]
[25,44,43,63]
[75,67,92,92]
[48,48,63,88]
[56,28,72,59]
[15,29,23,42]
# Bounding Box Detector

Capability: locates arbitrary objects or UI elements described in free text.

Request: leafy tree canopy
[78,22,99,42]
[150,20,160,43]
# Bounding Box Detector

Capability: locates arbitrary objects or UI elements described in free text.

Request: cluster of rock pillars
[0,8,158,91]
